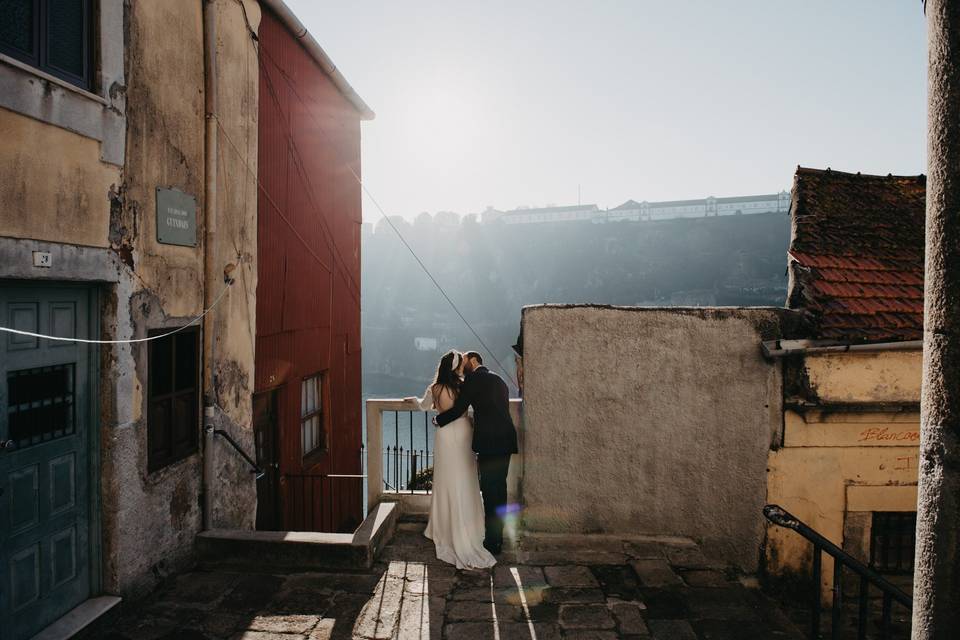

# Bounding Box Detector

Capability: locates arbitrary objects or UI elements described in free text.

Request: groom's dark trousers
[477,454,511,551]
[434,365,519,553]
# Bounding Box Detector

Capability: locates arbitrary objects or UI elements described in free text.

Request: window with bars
[147,327,200,472]
[301,374,326,458]
[870,511,916,575]
[0,0,94,90]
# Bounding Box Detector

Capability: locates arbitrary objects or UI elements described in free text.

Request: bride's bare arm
[403,385,436,411]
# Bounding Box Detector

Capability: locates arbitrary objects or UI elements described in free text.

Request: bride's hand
[402,397,419,407]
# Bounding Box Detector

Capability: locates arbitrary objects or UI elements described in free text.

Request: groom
[434,351,518,555]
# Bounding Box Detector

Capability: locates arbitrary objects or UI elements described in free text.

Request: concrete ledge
[31,595,122,640]
[380,491,432,516]
[197,502,398,572]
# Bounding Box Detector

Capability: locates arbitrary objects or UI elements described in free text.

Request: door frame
[86,284,102,598]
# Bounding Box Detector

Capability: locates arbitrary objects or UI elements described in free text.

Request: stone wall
[520,305,785,571]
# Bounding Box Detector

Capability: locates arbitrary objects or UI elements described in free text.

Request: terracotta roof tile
[786,167,926,341]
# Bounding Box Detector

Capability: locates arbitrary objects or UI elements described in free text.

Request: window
[148,327,200,472]
[0,0,94,90]
[300,374,325,457]
[870,511,916,574]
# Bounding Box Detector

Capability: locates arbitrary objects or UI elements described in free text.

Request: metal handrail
[763,504,912,639]
[212,428,264,480]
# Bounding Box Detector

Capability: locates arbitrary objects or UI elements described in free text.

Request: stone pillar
[915,2,960,637]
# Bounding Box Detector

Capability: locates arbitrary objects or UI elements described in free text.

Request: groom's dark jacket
[436,366,519,455]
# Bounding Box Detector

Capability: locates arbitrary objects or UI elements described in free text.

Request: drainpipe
[915,1,960,637]
[201,0,218,531]
[761,339,924,358]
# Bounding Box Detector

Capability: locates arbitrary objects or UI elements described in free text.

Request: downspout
[201,0,218,531]
[761,339,924,358]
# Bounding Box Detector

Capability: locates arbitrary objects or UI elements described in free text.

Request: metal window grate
[7,363,75,447]
[870,511,916,575]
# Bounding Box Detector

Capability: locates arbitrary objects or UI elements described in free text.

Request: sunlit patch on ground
[90,518,808,639]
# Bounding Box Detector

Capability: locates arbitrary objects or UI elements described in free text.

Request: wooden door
[0,282,96,640]
[253,390,280,530]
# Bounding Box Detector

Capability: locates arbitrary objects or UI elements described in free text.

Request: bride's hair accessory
[450,351,462,372]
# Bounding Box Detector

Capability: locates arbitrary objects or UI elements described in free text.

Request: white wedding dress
[416,385,496,570]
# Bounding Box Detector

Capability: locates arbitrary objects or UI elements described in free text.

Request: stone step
[197,501,398,572]
[399,510,429,523]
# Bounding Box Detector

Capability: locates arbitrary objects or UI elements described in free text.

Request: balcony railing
[365,398,523,516]
[381,409,435,493]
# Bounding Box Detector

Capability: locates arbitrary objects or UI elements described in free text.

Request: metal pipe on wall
[201,0,219,531]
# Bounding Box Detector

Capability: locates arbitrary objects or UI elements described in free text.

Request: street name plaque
[156,187,198,246]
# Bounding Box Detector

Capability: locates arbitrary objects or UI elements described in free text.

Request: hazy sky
[285,1,927,220]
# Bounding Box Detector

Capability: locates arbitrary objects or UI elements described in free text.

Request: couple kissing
[405,350,518,569]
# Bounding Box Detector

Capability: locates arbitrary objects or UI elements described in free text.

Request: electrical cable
[257,45,520,388]
[0,278,234,345]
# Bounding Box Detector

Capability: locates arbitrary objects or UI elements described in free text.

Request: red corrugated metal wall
[255,8,363,532]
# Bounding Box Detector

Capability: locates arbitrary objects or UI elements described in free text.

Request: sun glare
[400,85,484,167]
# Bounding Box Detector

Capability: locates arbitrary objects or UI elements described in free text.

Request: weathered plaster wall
[766,349,920,601]
[521,305,784,571]
[800,350,922,404]
[0,109,120,246]
[97,0,206,598]
[0,0,260,602]
[206,0,261,530]
[99,0,261,598]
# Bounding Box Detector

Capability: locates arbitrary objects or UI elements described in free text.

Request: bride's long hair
[431,350,463,395]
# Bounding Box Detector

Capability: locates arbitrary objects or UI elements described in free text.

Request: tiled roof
[787,167,926,341]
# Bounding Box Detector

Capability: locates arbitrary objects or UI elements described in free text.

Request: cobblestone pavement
[92,521,805,639]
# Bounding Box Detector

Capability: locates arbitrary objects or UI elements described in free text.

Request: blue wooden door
[0,283,96,640]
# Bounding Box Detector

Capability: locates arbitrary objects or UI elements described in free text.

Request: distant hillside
[362,211,791,395]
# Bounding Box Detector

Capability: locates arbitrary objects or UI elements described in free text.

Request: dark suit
[436,366,517,551]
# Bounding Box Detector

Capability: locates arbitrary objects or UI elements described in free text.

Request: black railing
[382,410,435,493]
[763,504,912,640]
[213,428,264,479]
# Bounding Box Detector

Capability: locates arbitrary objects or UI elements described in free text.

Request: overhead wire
[0,277,234,345]
[1,7,516,385]
[257,43,520,388]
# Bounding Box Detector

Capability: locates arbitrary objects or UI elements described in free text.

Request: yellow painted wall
[99,0,261,597]
[766,350,920,601]
[0,107,119,247]
[803,350,922,404]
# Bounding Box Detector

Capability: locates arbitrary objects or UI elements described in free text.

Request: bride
[405,350,496,570]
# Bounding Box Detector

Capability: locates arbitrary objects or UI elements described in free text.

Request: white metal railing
[365,398,523,516]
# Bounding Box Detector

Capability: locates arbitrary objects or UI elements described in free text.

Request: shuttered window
[301,374,326,458]
[0,0,93,90]
[148,328,200,472]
